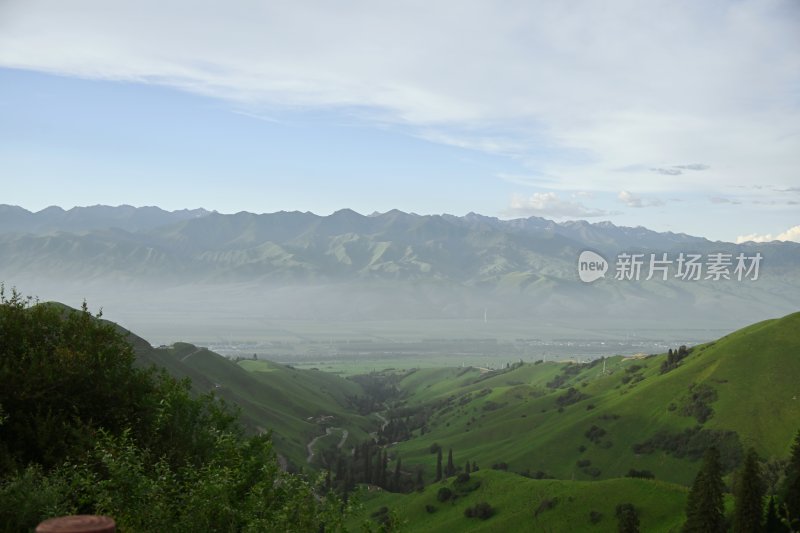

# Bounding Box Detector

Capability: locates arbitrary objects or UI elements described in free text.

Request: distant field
[183,318,719,370]
[190,317,720,345]
[284,357,498,376]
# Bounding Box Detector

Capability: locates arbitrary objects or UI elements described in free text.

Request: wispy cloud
[0,0,797,200]
[650,164,710,176]
[709,196,741,205]
[650,167,684,176]
[505,192,612,218]
[736,225,800,243]
[618,191,665,208]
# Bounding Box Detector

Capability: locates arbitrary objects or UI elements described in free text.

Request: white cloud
[650,164,710,176]
[0,0,798,198]
[618,191,665,208]
[506,192,611,218]
[709,196,741,205]
[735,225,800,243]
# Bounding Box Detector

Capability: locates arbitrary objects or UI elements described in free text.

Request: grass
[384,312,800,486]
[133,340,377,468]
[349,469,697,532]
[129,310,799,529]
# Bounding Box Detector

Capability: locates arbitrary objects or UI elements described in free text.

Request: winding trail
[306,427,349,464]
[375,412,389,431]
[368,412,391,443]
[180,348,203,362]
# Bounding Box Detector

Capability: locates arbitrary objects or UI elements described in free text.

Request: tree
[0,291,350,531]
[764,496,784,533]
[435,448,442,482]
[733,448,764,532]
[446,448,455,477]
[465,461,471,474]
[615,503,640,533]
[393,457,402,491]
[782,430,800,524]
[683,447,726,533]
[379,450,388,488]
[464,501,494,520]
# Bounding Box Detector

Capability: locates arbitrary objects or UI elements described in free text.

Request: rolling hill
[31,300,798,530]
[350,469,700,533]
[125,327,378,469]
[382,312,800,486]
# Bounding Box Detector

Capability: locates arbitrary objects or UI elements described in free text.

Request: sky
[0,0,798,243]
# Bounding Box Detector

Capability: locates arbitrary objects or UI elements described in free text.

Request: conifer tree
[379,450,388,487]
[364,445,372,484]
[393,457,402,491]
[435,448,442,482]
[446,448,455,477]
[783,430,800,523]
[615,503,640,533]
[733,448,764,533]
[683,446,726,533]
[764,496,783,533]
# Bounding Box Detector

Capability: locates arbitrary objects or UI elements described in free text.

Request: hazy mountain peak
[329,208,365,219]
[0,204,214,234]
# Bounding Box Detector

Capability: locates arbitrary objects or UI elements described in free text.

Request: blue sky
[1,0,798,243]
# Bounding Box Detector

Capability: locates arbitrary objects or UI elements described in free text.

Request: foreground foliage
[0,287,349,531]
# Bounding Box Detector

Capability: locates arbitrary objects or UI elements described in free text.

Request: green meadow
[129,311,800,530]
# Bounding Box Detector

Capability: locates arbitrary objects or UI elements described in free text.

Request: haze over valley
[2,204,797,368]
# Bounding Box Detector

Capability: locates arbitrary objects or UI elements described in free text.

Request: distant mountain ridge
[0,204,213,234]
[1,205,798,329]
[1,204,796,281]
[0,204,718,245]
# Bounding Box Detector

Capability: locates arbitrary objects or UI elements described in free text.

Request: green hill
[128,333,376,468]
[385,312,800,486]
[350,469,703,532]
[22,300,798,530]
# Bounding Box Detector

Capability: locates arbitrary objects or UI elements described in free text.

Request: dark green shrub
[534,497,558,517]
[464,501,494,520]
[585,425,607,444]
[626,469,655,479]
[616,503,640,533]
[583,466,602,477]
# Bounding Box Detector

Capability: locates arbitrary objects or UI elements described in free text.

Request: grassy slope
[130,337,376,468]
[122,307,798,529]
[350,469,700,532]
[389,312,800,486]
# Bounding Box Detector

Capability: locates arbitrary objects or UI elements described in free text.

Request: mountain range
[1,205,798,337]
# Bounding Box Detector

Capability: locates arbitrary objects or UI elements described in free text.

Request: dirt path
[180,348,203,362]
[376,412,389,431]
[306,427,349,464]
[369,412,390,443]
